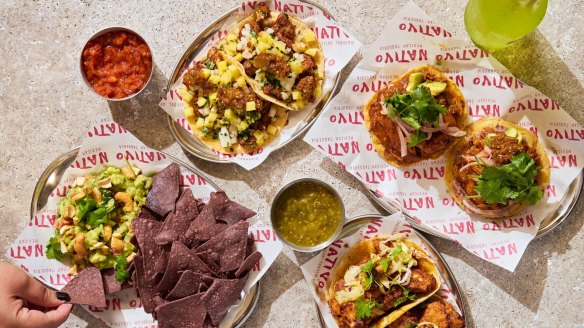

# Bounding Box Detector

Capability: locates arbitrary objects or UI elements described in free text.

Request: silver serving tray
[317,214,468,327]
[29,147,260,328]
[165,0,343,163]
[364,172,583,239]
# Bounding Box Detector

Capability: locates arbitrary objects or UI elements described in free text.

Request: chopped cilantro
[203,58,215,70]
[250,30,257,37]
[201,127,213,136]
[45,233,64,260]
[391,243,403,257]
[384,85,447,148]
[355,299,382,319]
[378,258,390,272]
[114,255,129,282]
[245,111,262,124]
[360,261,376,289]
[394,287,416,307]
[404,324,417,328]
[473,152,543,205]
[263,71,282,89]
[240,129,251,141]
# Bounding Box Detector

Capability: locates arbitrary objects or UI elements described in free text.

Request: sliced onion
[438,114,446,128]
[379,101,388,115]
[398,269,412,286]
[390,116,413,135]
[396,124,408,157]
[421,125,441,133]
[459,161,479,172]
[483,145,492,157]
[440,126,466,137]
[268,107,277,118]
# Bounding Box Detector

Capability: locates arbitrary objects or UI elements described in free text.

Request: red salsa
[82,31,152,99]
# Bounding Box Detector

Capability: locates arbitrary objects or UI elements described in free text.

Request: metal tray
[317,214,468,327]
[166,0,343,163]
[364,172,583,239]
[30,147,260,328]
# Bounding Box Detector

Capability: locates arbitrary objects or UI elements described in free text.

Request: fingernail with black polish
[56,292,70,302]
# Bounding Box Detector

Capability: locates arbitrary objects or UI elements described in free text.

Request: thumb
[16,303,73,328]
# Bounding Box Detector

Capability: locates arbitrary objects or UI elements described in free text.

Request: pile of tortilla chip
[130,163,261,327]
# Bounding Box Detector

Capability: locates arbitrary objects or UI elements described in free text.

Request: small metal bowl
[270,178,345,252]
[79,26,153,101]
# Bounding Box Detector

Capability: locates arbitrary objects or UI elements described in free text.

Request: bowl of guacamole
[46,163,152,281]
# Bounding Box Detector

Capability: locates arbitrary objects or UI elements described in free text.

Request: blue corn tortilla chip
[157,242,212,296]
[61,266,106,308]
[166,270,204,301]
[155,293,207,328]
[138,206,163,221]
[146,163,180,216]
[155,189,200,245]
[133,255,160,314]
[195,221,249,272]
[181,192,255,246]
[102,268,123,295]
[202,278,247,326]
[235,251,262,278]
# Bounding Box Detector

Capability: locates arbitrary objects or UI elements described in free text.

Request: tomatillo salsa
[272,181,343,247]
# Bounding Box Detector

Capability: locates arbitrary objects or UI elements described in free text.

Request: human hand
[0,261,73,328]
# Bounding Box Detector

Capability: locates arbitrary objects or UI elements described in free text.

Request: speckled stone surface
[1,1,583,327]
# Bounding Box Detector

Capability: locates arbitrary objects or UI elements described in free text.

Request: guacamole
[46,163,152,280]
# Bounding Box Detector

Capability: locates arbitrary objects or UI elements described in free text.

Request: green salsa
[272,181,343,247]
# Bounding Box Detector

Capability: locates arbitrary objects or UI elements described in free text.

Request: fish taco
[219,4,325,111]
[327,235,441,328]
[178,47,288,154]
[444,117,550,218]
[363,66,467,167]
[379,295,465,328]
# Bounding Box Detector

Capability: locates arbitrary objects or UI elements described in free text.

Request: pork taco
[219,4,325,111]
[363,66,467,167]
[327,235,441,328]
[445,117,550,218]
[379,295,465,328]
[178,47,288,154]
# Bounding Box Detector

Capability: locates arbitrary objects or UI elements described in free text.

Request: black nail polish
[56,292,70,302]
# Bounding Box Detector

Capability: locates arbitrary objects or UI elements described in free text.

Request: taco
[379,295,465,328]
[178,47,288,154]
[327,235,441,328]
[444,117,550,218]
[363,66,467,167]
[219,4,325,111]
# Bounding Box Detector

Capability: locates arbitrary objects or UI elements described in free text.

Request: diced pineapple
[195,117,205,130]
[304,48,318,57]
[225,42,237,55]
[303,30,316,43]
[209,92,217,105]
[183,106,195,119]
[295,99,305,109]
[197,97,207,107]
[273,40,287,52]
[186,116,196,126]
[203,116,214,128]
[209,74,221,85]
[224,109,237,125]
[226,32,238,42]
[236,76,246,88]
[257,41,270,53]
[178,87,193,103]
[267,124,278,135]
[315,84,322,98]
[207,111,218,123]
[292,42,307,53]
[292,90,302,100]
[253,130,265,145]
[201,68,211,79]
[289,59,303,74]
[237,121,249,132]
[228,65,241,79]
[234,53,243,62]
[220,72,232,84]
[258,32,273,45]
[246,101,256,111]
[217,60,228,72]
[249,37,258,46]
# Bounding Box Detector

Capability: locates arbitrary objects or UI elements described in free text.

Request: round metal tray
[364,172,583,239]
[166,0,343,163]
[30,147,260,327]
[316,214,468,327]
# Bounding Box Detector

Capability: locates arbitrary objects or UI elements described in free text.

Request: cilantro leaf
[87,207,108,228]
[45,233,64,261]
[360,261,376,289]
[378,258,390,272]
[474,153,543,205]
[114,255,130,282]
[394,287,416,307]
[355,299,382,319]
[76,198,97,221]
[383,85,447,148]
[391,243,403,257]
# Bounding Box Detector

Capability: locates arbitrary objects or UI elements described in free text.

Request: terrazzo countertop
[1,1,583,327]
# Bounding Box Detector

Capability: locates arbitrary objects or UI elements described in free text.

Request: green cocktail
[464,0,548,51]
